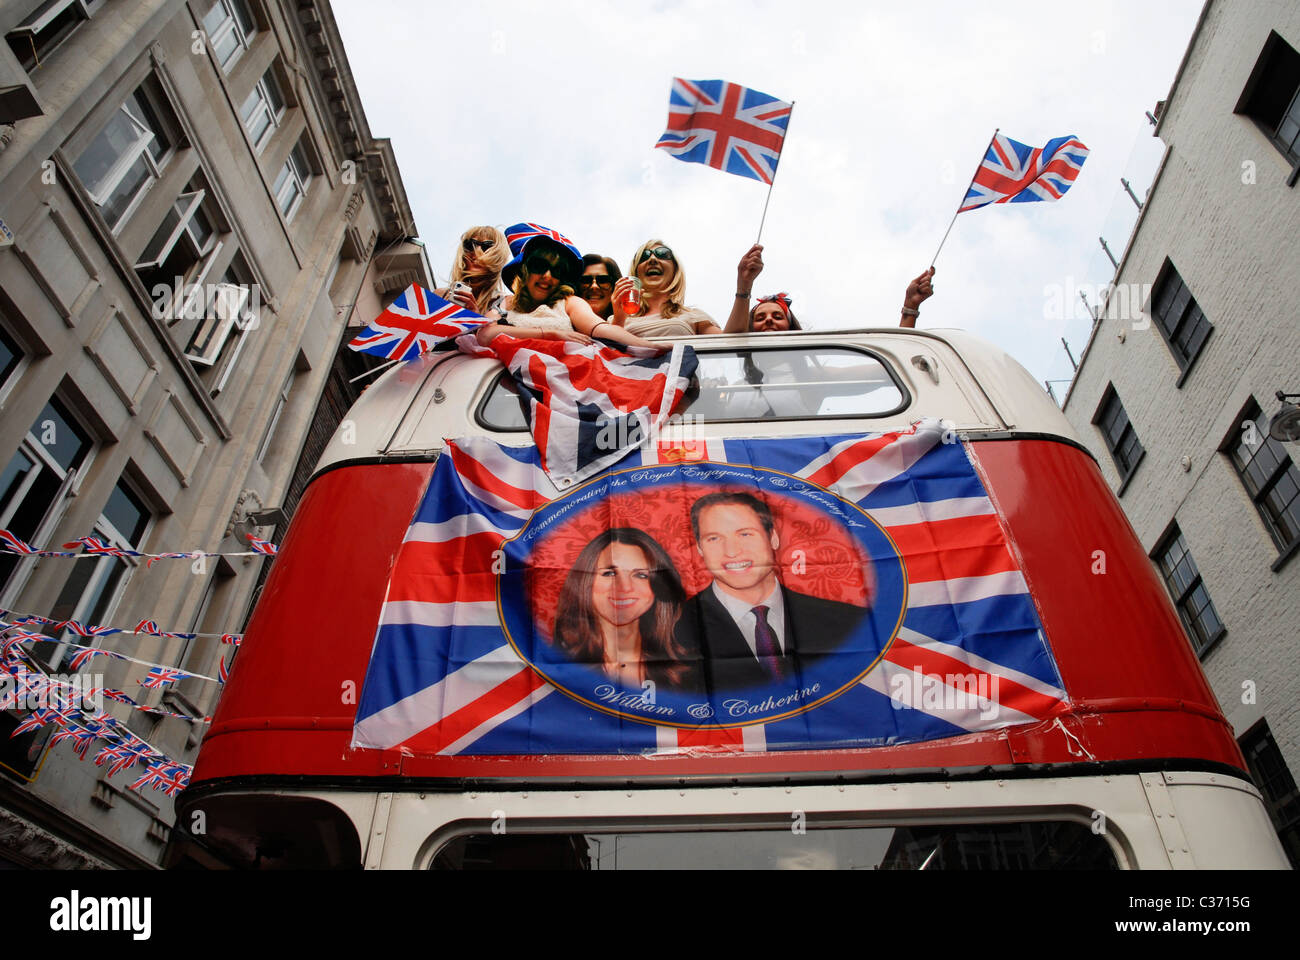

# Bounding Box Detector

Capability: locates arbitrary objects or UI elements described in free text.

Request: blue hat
[501,222,583,289]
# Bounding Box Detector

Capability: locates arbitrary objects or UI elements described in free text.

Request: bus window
[474,346,907,431]
[429,821,1118,870]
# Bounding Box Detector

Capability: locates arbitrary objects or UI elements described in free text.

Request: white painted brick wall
[1063,0,1300,779]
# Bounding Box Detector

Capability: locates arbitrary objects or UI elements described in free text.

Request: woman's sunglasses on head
[462,238,495,253]
[637,245,674,264]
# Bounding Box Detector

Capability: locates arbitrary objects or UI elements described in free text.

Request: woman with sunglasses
[576,254,622,320]
[609,240,721,337]
[473,228,662,351]
[723,244,936,331]
[436,226,511,318]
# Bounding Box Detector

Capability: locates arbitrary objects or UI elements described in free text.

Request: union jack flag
[91,687,139,707]
[217,654,229,684]
[347,284,486,363]
[352,421,1067,757]
[655,78,793,184]
[132,619,194,640]
[11,704,77,737]
[63,620,120,638]
[456,334,697,487]
[94,738,158,777]
[50,722,107,760]
[246,534,277,556]
[0,529,37,554]
[220,634,242,645]
[69,646,117,670]
[504,223,577,251]
[62,537,142,557]
[138,667,185,689]
[129,761,190,797]
[960,133,1090,213]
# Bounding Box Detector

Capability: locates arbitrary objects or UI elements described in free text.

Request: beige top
[503,299,573,332]
[626,305,714,338]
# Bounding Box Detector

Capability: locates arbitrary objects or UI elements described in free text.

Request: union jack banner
[50,722,105,760]
[245,534,278,556]
[217,654,229,684]
[94,738,159,778]
[62,537,142,557]
[960,133,1090,212]
[69,646,117,670]
[129,761,190,797]
[139,667,185,689]
[91,687,139,707]
[351,421,1068,756]
[146,551,201,568]
[63,620,120,638]
[655,78,793,184]
[134,619,159,635]
[220,634,242,645]
[132,619,195,640]
[347,284,486,362]
[457,334,697,487]
[0,529,37,554]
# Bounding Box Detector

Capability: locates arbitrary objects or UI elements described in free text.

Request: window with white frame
[202,0,257,74]
[137,183,222,323]
[72,78,177,233]
[273,139,312,221]
[255,370,293,463]
[0,397,94,601]
[240,65,285,154]
[188,252,260,396]
[40,477,151,670]
[5,0,107,72]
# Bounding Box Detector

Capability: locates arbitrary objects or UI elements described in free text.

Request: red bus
[168,327,1289,869]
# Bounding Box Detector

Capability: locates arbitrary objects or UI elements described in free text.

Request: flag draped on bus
[959,133,1090,212]
[457,333,698,487]
[351,420,1068,756]
[655,78,792,184]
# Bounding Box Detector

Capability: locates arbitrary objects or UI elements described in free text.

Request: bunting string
[0,530,277,562]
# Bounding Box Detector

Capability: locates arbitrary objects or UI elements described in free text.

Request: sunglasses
[578,275,614,289]
[462,238,495,253]
[637,245,675,264]
[524,253,572,282]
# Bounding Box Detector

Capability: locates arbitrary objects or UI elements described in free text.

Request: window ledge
[1197,627,1228,662]
[1271,537,1300,573]
[1115,450,1146,497]
[1174,326,1213,389]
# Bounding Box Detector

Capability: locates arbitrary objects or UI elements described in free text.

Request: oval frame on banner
[497,460,908,728]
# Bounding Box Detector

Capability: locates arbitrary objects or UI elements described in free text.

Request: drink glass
[619,278,643,317]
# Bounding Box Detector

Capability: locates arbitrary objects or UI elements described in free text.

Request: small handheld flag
[960,133,1090,212]
[347,285,486,363]
[655,78,792,185]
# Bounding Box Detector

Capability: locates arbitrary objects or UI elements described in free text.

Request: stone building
[0,0,426,867]
[1062,0,1300,866]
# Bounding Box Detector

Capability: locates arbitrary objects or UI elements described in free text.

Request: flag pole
[755,100,795,246]
[930,127,998,267]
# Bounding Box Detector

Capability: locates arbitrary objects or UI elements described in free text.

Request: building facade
[0,0,425,866]
[1062,0,1300,866]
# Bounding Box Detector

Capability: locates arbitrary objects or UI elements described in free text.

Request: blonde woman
[609,239,721,337]
[472,223,662,352]
[436,225,510,318]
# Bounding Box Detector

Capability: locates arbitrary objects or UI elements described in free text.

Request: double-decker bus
[167,327,1289,869]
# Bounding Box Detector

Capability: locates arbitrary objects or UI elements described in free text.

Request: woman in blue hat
[474,223,662,351]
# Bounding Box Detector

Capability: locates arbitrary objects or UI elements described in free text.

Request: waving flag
[245,534,277,556]
[62,537,141,557]
[458,334,697,487]
[347,284,486,362]
[0,529,37,554]
[655,78,792,184]
[351,422,1067,757]
[139,667,185,689]
[960,133,1090,212]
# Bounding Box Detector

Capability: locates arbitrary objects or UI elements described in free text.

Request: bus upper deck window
[475,346,907,431]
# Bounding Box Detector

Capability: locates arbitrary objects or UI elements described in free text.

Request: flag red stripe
[884,636,1064,719]
[449,445,542,511]
[405,666,548,754]
[803,431,901,488]
[387,535,501,603]
[676,725,746,749]
[883,514,1019,583]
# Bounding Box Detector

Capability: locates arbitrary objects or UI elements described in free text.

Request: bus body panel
[192,437,1245,786]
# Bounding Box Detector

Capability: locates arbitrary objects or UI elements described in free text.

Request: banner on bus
[351,419,1068,755]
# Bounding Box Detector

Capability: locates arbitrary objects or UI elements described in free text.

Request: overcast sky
[332,0,1204,394]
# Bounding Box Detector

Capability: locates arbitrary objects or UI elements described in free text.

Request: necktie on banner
[347,284,486,362]
[350,420,1068,758]
[456,333,698,488]
[960,133,1090,212]
[655,78,792,184]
